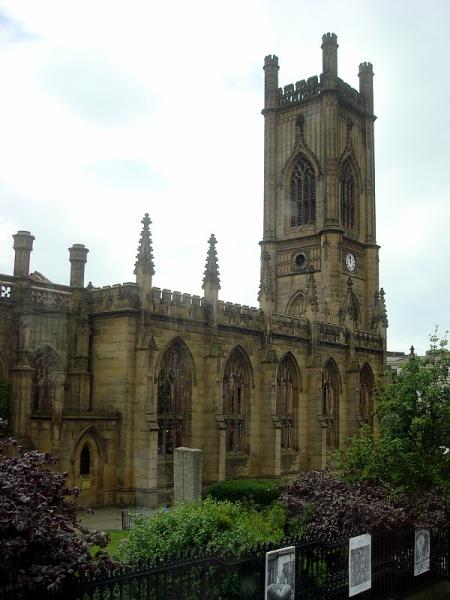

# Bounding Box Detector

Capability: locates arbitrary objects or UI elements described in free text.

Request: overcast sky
[0,0,449,354]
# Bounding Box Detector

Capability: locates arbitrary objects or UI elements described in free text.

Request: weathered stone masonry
[0,34,387,506]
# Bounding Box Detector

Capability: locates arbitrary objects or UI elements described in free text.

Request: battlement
[278,76,321,106]
[91,282,139,312]
[217,301,263,329]
[264,54,279,66]
[318,322,346,345]
[359,62,373,72]
[272,313,310,339]
[336,78,366,112]
[151,287,207,321]
[355,330,382,351]
[322,32,338,44]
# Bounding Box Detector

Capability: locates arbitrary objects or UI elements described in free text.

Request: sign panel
[265,546,295,600]
[414,529,430,576]
[349,533,371,597]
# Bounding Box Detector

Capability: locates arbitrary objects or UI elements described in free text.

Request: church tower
[261,34,378,330]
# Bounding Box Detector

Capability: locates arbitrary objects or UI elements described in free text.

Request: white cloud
[0,0,449,354]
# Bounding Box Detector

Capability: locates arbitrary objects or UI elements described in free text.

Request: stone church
[0,34,387,507]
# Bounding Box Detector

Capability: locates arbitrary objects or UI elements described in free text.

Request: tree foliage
[336,332,450,495]
[0,438,110,596]
[281,470,449,543]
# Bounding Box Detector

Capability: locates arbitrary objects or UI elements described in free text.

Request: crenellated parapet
[336,78,366,113]
[272,312,310,339]
[355,330,383,351]
[150,287,207,321]
[278,76,321,106]
[217,301,263,330]
[318,322,346,345]
[91,283,139,313]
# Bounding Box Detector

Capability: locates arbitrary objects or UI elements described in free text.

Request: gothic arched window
[286,292,305,316]
[80,443,90,475]
[322,360,340,449]
[290,156,316,227]
[157,340,193,456]
[359,364,374,427]
[276,354,300,450]
[32,363,50,412]
[223,348,251,453]
[340,160,355,230]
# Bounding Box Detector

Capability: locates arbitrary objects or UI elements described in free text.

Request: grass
[91,529,128,558]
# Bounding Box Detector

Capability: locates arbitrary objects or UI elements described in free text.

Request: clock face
[345,252,356,273]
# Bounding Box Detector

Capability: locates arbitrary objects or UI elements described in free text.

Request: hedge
[205,478,281,506]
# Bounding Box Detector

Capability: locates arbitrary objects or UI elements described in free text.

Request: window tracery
[276,355,299,450]
[290,156,316,227]
[222,348,251,453]
[286,292,305,316]
[157,340,193,457]
[80,443,90,475]
[322,360,340,449]
[340,160,355,229]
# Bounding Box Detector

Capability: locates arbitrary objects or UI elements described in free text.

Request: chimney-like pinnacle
[305,270,319,313]
[202,234,220,290]
[134,213,155,277]
[258,250,275,303]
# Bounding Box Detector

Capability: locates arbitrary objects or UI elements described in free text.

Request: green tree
[336,332,450,496]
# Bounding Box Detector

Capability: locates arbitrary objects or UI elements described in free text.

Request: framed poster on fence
[414,529,430,576]
[265,546,295,600]
[349,533,371,597]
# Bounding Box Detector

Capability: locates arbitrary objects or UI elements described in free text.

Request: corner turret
[321,32,338,87]
[263,54,279,110]
[359,61,374,114]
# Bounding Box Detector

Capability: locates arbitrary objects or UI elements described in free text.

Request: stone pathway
[77,507,124,531]
[77,506,158,531]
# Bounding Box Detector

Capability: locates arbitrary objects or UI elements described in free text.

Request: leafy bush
[119,497,286,563]
[205,478,281,507]
[281,469,450,543]
[0,438,110,597]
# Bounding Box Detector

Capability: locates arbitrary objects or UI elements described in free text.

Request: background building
[0,34,387,506]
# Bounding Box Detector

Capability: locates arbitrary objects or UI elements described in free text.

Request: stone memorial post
[174,447,203,504]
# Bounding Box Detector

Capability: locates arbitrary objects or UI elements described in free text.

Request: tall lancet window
[157,340,193,456]
[222,348,251,453]
[359,364,374,427]
[290,156,316,227]
[276,354,300,450]
[322,360,340,449]
[340,160,355,229]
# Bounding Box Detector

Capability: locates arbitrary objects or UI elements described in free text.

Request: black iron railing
[2,528,449,600]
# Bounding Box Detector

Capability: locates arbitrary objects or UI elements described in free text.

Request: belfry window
[276,355,299,450]
[157,340,193,457]
[340,160,355,229]
[290,156,316,227]
[223,348,251,453]
[80,444,90,475]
